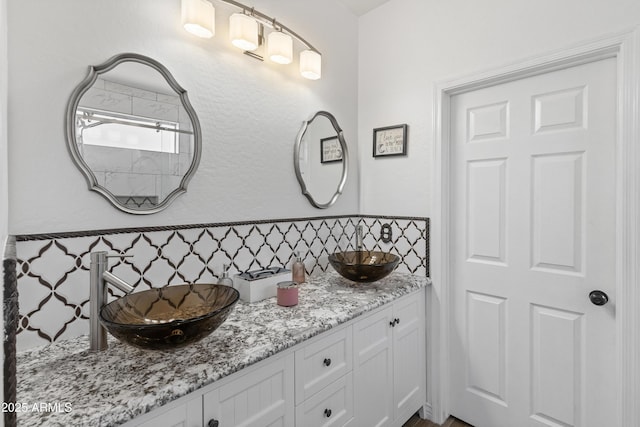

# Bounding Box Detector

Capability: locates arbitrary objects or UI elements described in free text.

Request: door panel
[531,152,584,274]
[468,101,510,142]
[450,58,616,427]
[465,291,507,406]
[532,86,586,133]
[467,158,507,265]
[530,305,583,427]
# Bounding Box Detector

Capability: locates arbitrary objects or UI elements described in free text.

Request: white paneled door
[450,58,617,427]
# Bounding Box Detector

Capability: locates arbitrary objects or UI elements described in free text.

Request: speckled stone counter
[16,271,429,427]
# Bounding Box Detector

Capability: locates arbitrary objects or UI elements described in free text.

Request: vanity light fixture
[181,0,215,38]
[181,0,322,79]
[268,30,293,65]
[229,11,259,51]
[300,49,322,80]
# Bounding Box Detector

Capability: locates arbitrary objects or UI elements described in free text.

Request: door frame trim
[430,29,640,425]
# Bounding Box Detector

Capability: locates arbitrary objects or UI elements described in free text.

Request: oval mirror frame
[294,111,349,209]
[64,53,202,215]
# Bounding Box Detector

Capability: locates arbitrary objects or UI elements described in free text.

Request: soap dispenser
[219,264,234,287]
[292,251,306,284]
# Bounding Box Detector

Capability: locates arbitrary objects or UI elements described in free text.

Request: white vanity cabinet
[123,287,426,427]
[353,288,426,427]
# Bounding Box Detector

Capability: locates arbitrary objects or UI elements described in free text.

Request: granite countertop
[16,271,430,427]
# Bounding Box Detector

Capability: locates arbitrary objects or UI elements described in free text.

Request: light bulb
[300,50,322,80]
[268,31,293,64]
[181,0,215,39]
[229,12,259,51]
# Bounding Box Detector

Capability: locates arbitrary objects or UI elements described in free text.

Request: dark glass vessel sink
[328,250,400,283]
[100,284,239,350]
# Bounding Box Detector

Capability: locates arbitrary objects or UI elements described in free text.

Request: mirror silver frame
[294,111,348,209]
[65,52,202,215]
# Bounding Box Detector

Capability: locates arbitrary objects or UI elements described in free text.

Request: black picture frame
[373,124,408,157]
[320,136,343,163]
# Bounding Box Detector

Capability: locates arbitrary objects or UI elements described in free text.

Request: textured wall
[7,0,359,235]
[357,0,640,216]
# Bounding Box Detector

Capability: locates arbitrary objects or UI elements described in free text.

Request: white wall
[0,2,6,232]
[0,1,6,240]
[358,0,640,216]
[0,0,7,420]
[8,0,359,235]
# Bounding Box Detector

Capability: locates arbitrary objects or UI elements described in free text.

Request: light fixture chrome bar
[77,113,194,135]
[244,50,264,61]
[216,0,320,54]
[243,23,265,61]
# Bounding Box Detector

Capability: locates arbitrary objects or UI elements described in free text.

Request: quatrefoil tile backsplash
[14,215,429,350]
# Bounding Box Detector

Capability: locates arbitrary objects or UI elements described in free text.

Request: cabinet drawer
[295,373,354,427]
[295,326,352,403]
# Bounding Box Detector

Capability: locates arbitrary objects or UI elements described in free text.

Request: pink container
[277,281,299,307]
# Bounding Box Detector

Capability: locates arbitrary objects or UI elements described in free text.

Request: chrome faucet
[356,225,363,251]
[89,251,135,351]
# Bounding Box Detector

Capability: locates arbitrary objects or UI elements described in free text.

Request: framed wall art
[320,136,343,163]
[373,124,408,157]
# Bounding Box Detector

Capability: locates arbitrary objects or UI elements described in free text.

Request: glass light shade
[229,13,259,51]
[267,31,293,64]
[300,50,322,80]
[181,0,215,39]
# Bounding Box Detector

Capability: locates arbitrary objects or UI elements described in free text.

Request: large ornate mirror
[65,53,202,214]
[294,111,348,209]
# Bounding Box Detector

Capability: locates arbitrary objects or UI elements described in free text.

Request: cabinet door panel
[204,353,294,427]
[353,306,393,427]
[137,397,202,427]
[393,291,426,423]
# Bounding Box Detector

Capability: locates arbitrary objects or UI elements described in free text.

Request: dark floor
[403,414,474,427]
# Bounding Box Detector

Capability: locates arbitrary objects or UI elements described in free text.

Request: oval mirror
[294,111,348,209]
[65,53,202,214]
